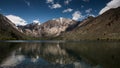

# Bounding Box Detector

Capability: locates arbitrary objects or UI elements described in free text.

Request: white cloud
[46,0,54,4]
[72,11,83,20]
[99,0,120,14]
[33,19,41,25]
[63,8,73,13]
[49,3,62,9]
[46,0,62,9]
[6,15,27,26]
[64,0,72,5]
[24,0,30,7]
[85,8,92,13]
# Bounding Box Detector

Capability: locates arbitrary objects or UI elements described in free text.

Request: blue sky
[0,0,117,25]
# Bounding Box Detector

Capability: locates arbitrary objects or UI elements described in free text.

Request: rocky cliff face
[18,17,78,37]
[18,22,41,37]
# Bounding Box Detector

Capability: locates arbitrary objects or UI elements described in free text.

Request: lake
[0,40,120,68]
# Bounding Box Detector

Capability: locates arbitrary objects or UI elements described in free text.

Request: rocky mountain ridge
[18,17,78,37]
[61,7,120,40]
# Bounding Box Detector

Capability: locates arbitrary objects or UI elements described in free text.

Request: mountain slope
[18,22,41,37]
[18,17,78,38]
[0,14,25,40]
[40,18,78,37]
[61,7,120,40]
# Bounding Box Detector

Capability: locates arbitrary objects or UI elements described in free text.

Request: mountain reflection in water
[0,41,120,68]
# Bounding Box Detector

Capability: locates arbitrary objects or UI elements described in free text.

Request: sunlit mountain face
[0,0,115,25]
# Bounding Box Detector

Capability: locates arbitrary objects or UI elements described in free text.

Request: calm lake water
[0,40,120,68]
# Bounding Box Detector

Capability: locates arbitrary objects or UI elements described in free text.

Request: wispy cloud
[46,0,54,4]
[0,9,2,11]
[63,8,73,13]
[99,0,120,14]
[49,3,62,9]
[64,0,72,5]
[24,0,30,7]
[85,8,92,13]
[72,11,83,20]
